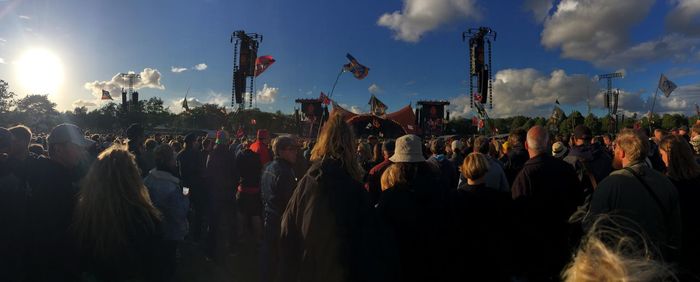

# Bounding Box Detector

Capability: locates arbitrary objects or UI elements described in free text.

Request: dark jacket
[0,158,25,280]
[511,154,584,280]
[427,154,459,191]
[206,145,239,205]
[365,158,392,207]
[564,143,613,192]
[504,147,529,187]
[670,175,700,279]
[279,158,371,282]
[261,158,297,227]
[235,148,263,189]
[24,156,84,281]
[177,147,205,190]
[377,162,448,282]
[585,162,682,261]
[144,169,190,241]
[448,184,513,281]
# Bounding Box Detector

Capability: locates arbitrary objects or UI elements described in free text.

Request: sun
[15,48,65,95]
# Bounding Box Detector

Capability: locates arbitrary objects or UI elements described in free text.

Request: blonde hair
[73,145,161,258]
[460,152,489,180]
[381,164,401,191]
[562,216,676,282]
[615,129,648,163]
[311,112,364,181]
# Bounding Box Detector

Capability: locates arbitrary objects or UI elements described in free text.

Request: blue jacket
[261,158,297,226]
[144,169,190,241]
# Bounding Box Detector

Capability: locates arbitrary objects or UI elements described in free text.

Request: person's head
[460,152,489,184]
[691,124,700,138]
[153,144,176,173]
[367,135,378,145]
[311,112,364,181]
[658,135,700,181]
[73,145,160,258]
[451,140,464,155]
[169,140,182,153]
[184,133,199,150]
[257,129,271,145]
[430,138,445,155]
[48,123,94,168]
[473,136,490,154]
[126,123,144,144]
[371,142,383,162]
[653,128,665,140]
[573,125,593,146]
[8,125,32,160]
[508,128,527,150]
[603,134,613,146]
[562,216,675,282]
[356,142,371,161]
[525,125,549,158]
[273,136,298,164]
[382,139,396,160]
[390,134,425,163]
[144,138,158,152]
[679,126,689,136]
[28,143,45,156]
[612,129,648,170]
[552,141,568,159]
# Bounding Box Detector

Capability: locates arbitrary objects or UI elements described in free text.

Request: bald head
[526,125,549,157]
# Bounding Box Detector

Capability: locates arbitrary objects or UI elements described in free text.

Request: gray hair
[272,136,296,157]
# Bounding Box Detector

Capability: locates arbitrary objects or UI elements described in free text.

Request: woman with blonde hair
[280,112,369,282]
[73,145,163,281]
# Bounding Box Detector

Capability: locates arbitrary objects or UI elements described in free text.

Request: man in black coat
[25,124,94,281]
[177,133,207,241]
[204,131,239,260]
[503,128,529,187]
[564,125,612,193]
[260,136,299,282]
[511,126,583,281]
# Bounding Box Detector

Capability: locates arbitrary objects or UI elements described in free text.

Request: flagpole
[316,67,345,139]
[648,74,662,132]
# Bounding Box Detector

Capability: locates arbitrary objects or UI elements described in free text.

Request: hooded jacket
[143,169,190,241]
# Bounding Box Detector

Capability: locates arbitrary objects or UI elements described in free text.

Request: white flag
[659,74,677,98]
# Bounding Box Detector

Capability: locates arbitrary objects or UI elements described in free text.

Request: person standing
[462,136,509,192]
[563,125,613,194]
[73,146,163,281]
[279,113,371,282]
[365,139,395,207]
[236,130,269,242]
[584,129,682,264]
[657,135,700,279]
[260,136,299,282]
[177,133,207,242]
[511,126,584,281]
[126,123,153,177]
[426,138,458,191]
[24,123,94,282]
[144,145,190,281]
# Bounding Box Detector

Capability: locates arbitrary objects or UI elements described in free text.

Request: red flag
[319,92,331,105]
[471,116,478,126]
[254,55,276,77]
[478,119,485,129]
[101,90,113,100]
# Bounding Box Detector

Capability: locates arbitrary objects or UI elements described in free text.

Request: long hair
[73,145,161,258]
[311,112,364,181]
[659,135,700,181]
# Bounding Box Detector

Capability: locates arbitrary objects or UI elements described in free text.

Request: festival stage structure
[230,30,263,110]
[464,26,497,134]
[597,72,624,133]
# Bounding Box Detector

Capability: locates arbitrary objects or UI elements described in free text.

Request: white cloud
[0,58,5,64]
[598,34,700,67]
[541,0,655,66]
[171,66,187,73]
[83,68,165,99]
[193,63,207,71]
[18,15,30,20]
[253,84,278,104]
[666,0,700,36]
[368,83,382,95]
[524,0,553,22]
[341,103,364,114]
[378,0,480,42]
[450,68,597,118]
[72,99,97,108]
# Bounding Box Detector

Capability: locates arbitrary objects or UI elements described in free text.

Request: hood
[569,143,605,162]
[148,169,180,184]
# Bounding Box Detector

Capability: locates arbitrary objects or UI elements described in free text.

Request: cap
[126,123,144,139]
[573,125,592,140]
[390,134,425,163]
[552,141,568,158]
[48,123,95,147]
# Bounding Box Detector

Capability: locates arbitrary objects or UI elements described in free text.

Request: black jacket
[511,154,584,280]
[206,145,239,204]
[177,147,205,190]
[261,158,297,227]
[235,148,263,189]
[504,147,529,187]
[279,158,371,282]
[671,175,700,279]
[564,143,613,191]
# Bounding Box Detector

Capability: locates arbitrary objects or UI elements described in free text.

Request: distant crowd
[1,114,699,282]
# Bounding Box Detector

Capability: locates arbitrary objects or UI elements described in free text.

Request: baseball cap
[48,123,95,147]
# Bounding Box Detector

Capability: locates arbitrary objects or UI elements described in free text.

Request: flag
[368,95,387,116]
[182,97,190,112]
[250,119,257,125]
[101,90,113,100]
[343,53,369,80]
[319,92,331,105]
[555,99,560,105]
[254,55,276,77]
[659,74,678,97]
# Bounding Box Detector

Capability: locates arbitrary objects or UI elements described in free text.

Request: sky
[0,0,698,118]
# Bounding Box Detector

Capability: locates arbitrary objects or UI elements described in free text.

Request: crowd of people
[1,114,699,282]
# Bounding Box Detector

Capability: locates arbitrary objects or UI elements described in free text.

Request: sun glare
[16,48,65,95]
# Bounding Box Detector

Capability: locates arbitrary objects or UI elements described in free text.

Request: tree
[584,113,602,135]
[13,94,60,131]
[0,80,16,114]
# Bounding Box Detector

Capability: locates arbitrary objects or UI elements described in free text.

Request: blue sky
[0,0,698,118]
